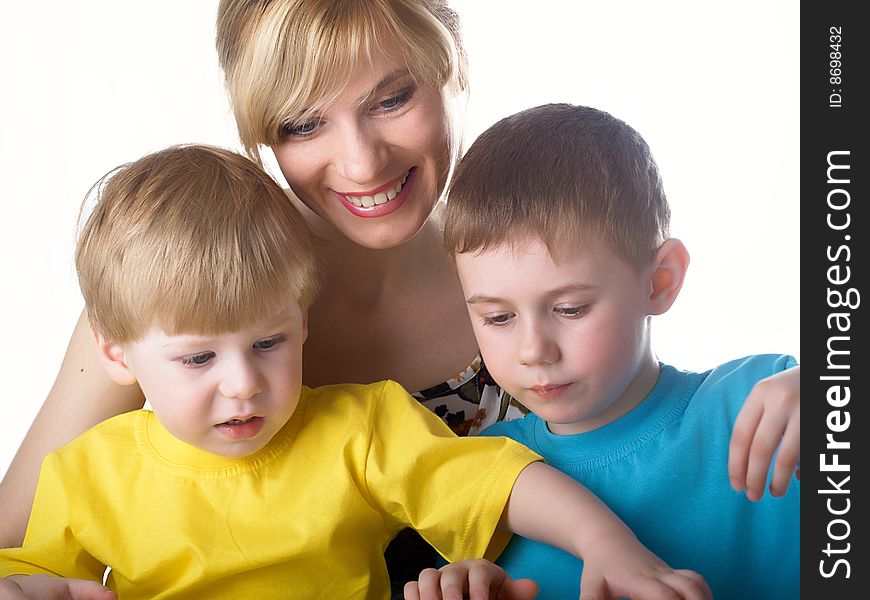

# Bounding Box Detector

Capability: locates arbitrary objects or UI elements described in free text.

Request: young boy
[436,104,800,599]
[0,145,711,599]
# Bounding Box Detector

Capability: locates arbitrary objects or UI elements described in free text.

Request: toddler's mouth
[215,416,264,439]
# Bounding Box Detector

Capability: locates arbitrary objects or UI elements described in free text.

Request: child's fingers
[466,560,503,600]
[579,571,686,600]
[728,396,764,491]
[409,567,455,600]
[661,570,712,600]
[66,580,118,600]
[403,581,423,600]
[466,559,539,600]
[436,566,471,600]
[496,578,539,600]
[576,569,607,600]
[768,409,800,497]
[608,578,680,600]
[0,579,29,600]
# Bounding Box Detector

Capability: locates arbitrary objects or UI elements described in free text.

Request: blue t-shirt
[483,355,799,600]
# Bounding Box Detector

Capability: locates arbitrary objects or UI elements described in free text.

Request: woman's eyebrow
[356,69,410,104]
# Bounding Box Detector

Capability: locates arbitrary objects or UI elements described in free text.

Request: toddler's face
[455,238,658,435]
[117,301,307,457]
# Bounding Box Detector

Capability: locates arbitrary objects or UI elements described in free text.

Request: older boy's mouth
[529,383,571,400]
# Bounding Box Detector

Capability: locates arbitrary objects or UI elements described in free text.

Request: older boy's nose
[219,359,263,400]
[336,122,390,185]
[516,324,560,366]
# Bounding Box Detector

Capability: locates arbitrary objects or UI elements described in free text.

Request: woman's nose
[335,121,390,185]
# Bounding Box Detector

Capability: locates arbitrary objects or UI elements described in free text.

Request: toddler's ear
[91,327,138,386]
[648,238,690,315]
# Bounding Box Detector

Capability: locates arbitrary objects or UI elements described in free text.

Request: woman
[0,0,799,592]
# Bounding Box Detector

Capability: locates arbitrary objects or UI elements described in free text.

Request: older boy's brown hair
[76,144,318,343]
[444,103,670,270]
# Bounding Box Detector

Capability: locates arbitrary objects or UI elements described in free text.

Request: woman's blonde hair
[76,144,318,343]
[216,0,467,162]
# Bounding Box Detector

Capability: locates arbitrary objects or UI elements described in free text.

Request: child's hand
[728,365,800,501]
[403,559,539,600]
[579,531,711,600]
[0,574,116,600]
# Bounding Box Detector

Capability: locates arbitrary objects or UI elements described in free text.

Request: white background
[0,1,799,478]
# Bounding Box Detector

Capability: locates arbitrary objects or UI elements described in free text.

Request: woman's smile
[332,168,414,217]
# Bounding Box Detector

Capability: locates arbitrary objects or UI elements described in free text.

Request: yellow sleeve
[0,451,106,581]
[363,380,541,563]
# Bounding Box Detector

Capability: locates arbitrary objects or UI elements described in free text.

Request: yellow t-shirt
[0,380,539,599]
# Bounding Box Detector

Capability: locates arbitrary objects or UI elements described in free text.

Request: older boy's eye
[254,334,285,351]
[180,351,215,367]
[555,305,587,318]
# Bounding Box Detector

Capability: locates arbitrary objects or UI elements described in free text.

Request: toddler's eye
[254,335,285,351]
[180,351,215,367]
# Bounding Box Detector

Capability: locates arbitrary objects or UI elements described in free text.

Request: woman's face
[271,43,453,250]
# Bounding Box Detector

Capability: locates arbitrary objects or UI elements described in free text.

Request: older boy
[437,104,800,599]
[0,145,711,599]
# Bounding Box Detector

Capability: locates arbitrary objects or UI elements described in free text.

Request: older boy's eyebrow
[546,283,598,296]
[466,283,597,305]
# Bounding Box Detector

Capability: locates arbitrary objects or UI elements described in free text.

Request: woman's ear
[91,327,138,386]
[648,238,690,316]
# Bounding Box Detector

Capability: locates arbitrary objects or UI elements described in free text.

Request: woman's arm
[0,311,144,548]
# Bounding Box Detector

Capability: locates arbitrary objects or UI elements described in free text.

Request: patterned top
[412,355,528,436]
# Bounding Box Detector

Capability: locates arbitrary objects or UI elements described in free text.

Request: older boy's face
[455,238,659,435]
[118,301,307,457]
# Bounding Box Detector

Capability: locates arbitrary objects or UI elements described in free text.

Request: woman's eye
[481,313,513,327]
[180,352,215,367]
[376,87,413,112]
[254,335,285,351]
[281,119,321,138]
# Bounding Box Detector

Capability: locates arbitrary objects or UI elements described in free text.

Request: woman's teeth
[344,172,409,208]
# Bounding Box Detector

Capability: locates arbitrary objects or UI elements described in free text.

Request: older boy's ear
[648,238,690,316]
[91,327,138,386]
